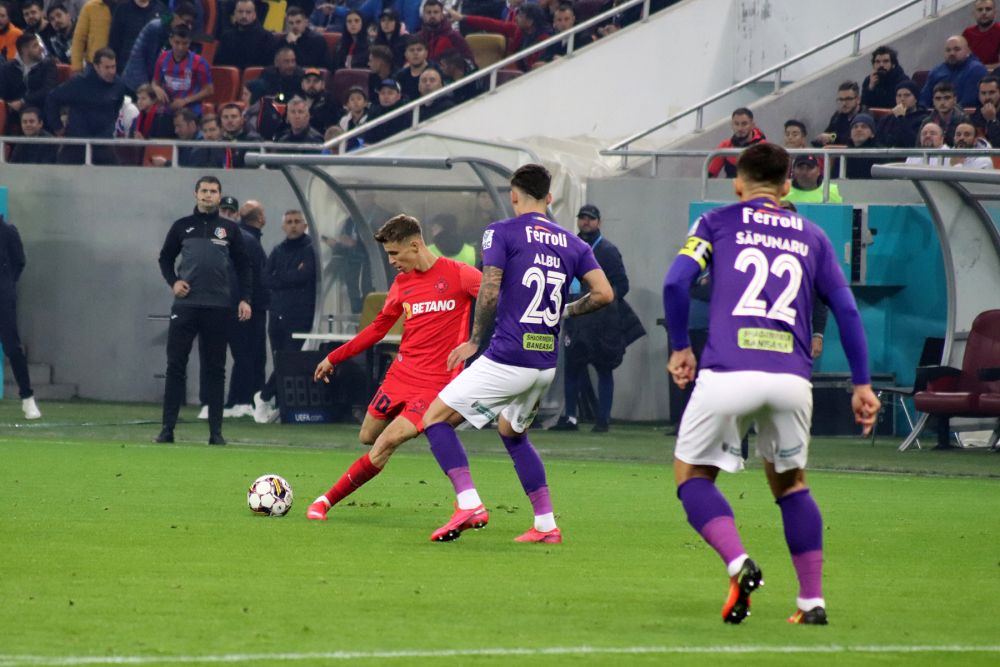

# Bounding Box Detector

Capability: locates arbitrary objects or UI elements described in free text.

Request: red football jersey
[326,257,481,387]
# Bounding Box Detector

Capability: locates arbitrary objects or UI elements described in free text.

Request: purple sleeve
[481,225,506,268]
[662,256,702,350]
[825,286,871,385]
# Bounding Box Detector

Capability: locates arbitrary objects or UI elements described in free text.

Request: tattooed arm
[447,265,503,369]
[563,267,614,318]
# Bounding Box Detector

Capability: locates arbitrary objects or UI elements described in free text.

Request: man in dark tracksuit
[253,210,316,423]
[0,214,40,420]
[157,176,252,445]
[224,200,270,414]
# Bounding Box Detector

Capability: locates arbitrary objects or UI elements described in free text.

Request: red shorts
[367,374,444,432]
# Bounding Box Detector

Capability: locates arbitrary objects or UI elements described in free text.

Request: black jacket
[38,25,72,65]
[0,57,58,109]
[276,125,324,144]
[159,208,252,309]
[0,215,26,298]
[845,137,884,179]
[563,234,646,370]
[286,30,329,68]
[257,66,304,100]
[970,107,1000,147]
[108,0,165,74]
[239,221,270,309]
[264,234,316,321]
[365,98,409,144]
[877,105,929,148]
[216,22,276,69]
[861,65,908,109]
[45,67,128,138]
[9,130,59,163]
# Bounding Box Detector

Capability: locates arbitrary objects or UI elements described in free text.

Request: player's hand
[314,357,335,383]
[173,279,191,297]
[983,102,997,122]
[447,341,479,370]
[811,335,823,359]
[851,384,881,436]
[238,300,252,321]
[666,348,697,389]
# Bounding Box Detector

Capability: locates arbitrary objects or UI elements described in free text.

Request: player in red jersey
[306,214,482,520]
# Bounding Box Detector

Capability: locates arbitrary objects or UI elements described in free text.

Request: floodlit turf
[2,401,999,666]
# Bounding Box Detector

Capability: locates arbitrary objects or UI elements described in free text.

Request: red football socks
[323,453,382,506]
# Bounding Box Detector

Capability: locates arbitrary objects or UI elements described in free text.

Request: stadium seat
[242,66,265,87]
[323,32,341,61]
[467,33,506,69]
[872,337,944,447]
[913,309,1000,449]
[869,108,892,122]
[209,66,241,106]
[331,68,372,105]
[201,0,217,36]
[56,63,72,83]
[142,145,174,167]
[912,69,929,89]
[196,39,218,65]
[496,69,523,86]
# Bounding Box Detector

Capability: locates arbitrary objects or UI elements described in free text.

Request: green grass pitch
[2,401,999,666]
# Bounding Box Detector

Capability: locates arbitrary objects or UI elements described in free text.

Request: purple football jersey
[481,213,600,369]
[682,197,847,380]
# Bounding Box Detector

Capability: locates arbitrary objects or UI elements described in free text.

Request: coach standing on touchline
[156,176,252,445]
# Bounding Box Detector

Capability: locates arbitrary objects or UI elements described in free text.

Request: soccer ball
[247,474,294,517]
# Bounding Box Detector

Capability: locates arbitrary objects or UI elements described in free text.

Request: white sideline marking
[1,645,999,665]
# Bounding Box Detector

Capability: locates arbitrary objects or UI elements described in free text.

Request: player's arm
[314,295,402,382]
[446,264,502,370]
[458,262,483,297]
[662,231,711,389]
[158,221,183,287]
[563,268,613,318]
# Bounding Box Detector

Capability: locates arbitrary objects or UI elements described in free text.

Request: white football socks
[534,512,557,532]
[456,489,482,510]
[797,596,826,611]
[726,554,749,578]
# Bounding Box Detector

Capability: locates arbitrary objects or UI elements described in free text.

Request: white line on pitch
[1,645,999,665]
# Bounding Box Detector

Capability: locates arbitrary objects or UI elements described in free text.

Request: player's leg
[199,307,231,444]
[158,305,200,442]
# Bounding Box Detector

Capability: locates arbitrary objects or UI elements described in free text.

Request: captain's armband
[678,236,713,270]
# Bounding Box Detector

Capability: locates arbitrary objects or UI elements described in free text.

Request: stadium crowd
[0,0,679,164]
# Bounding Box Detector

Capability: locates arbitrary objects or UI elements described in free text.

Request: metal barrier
[606,0,940,167]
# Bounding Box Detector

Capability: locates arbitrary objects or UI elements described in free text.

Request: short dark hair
[195,175,221,191]
[510,163,551,201]
[346,85,368,100]
[838,80,860,95]
[404,34,427,49]
[21,0,43,11]
[46,2,67,16]
[369,44,394,66]
[170,24,192,39]
[520,4,546,24]
[15,33,37,54]
[423,0,443,9]
[933,81,956,96]
[732,107,753,120]
[784,119,807,134]
[175,107,198,124]
[980,74,1000,88]
[220,101,244,114]
[556,3,575,14]
[438,49,467,71]
[375,214,423,243]
[174,2,198,19]
[200,114,220,128]
[93,47,116,65]
[20,105,42,120]
[284,209,305,219]
[736,144,789,188]
[286,6,306,18]
[274,45,294,58]
[871,45,899,67]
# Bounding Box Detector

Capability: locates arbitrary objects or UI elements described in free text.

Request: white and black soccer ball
[247,474,294,517]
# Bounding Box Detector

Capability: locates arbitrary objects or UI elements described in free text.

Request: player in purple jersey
[663,144,880,626]
[420,164,614,543]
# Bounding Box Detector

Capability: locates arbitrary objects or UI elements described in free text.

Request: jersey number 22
[731,248,802,325]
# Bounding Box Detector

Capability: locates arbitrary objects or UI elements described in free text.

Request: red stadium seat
[242,66,265,87]
[196,39,218,65]
[912,69,929,89]
[209,66,241,106]
[331,68,371,105]
[202,0,217,36]
[142,145,174,167]
[869,108,892,122]
[56,63,73,83]
[323,32,341,61]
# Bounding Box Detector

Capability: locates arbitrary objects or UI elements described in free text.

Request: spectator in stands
[963,0,1000,66]
[197,113,229,167]
[905,121,948,165]
[546,3,591,61]
[500,0,524,23]
[40,3,73,65]
[394,35,430,101]
[217,0,276,70]
[45,47,126,164]
[128,82,172,137]
[337,84,368,149]
[783,119,823,176]
[861,45,907,109]
[785,154,842,204]
[449,4,551,71]
[283,6,329,69]
[373,7,405,68]
[845,112,882,179]
[276,95,324,143]
[919,35,987,108]
[367,44,395,97]
[21,0,47,34]
[123,2,196,93]
[427,213,476,266]
[308,0,370,34]
[951,121,993,169]
[876,79,927,148]
[8,106,57,163]
[150,24,213,115]
[300,66,338,132]
[148,107,220,167]
[332,9,370,70]
[707,107,765,178]
[69,0,112,73]
[437,49,485,104]
[107,0,164,74]
[0,33,57,133]
[255,46,304,100]
[814,81,863,147]
[365,77,408,144]
[925,81,970,145]
[971,74,1000,146]
[417,66,453,120]
[0,1,24,61]
[419,0,471,62]
[220,100,262,167]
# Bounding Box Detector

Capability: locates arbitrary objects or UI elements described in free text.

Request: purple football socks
[678,477,747,570]
[501,433,553,515]
[425,422,475,493]
[777,488,824,602]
